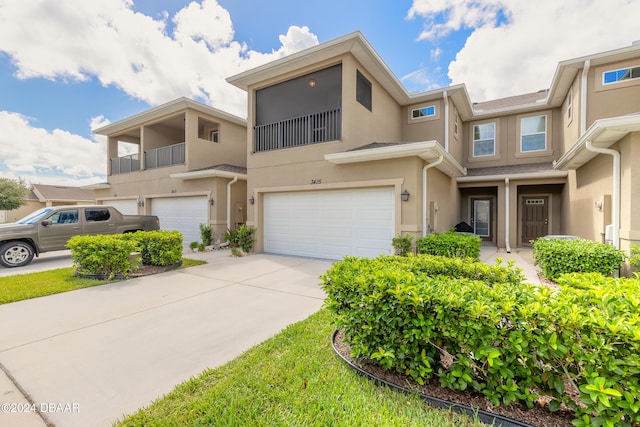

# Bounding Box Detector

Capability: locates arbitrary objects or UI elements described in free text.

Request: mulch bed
[76,261,182,280]
[333,329,576,427]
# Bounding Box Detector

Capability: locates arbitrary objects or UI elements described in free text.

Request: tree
[0,178,28,211]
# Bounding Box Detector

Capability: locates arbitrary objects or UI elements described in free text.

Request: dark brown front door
[521,196,548,246]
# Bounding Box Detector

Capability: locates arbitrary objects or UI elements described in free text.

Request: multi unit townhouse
[91,98,247,245]
[94,32,640,265]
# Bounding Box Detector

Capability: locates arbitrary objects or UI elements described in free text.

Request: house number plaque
[310,179,322,184]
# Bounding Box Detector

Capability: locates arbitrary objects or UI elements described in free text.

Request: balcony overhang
[170,165,247,181]
[324,140,467,177]
[82,182,111,190]
[554,114,640,170]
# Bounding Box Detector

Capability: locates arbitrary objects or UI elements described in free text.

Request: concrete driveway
[0,251,331,427]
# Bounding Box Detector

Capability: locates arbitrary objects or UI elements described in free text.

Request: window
[603,66,640,84]
[454,113,459,136]
[51,210,79,224]
[566,89,572,121]
[85,208,110,222]
[411,105,435,119]
[356,70,372,111]
[521,115,546,152]
[472,123,495,157]
[210,130,219,143]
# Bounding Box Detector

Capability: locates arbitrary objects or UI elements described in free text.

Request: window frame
[520,115,547,153]
[472,122,496,158]
[210,130,219,143]
[603,65,640,85]
[411,105,436,119]
[356,70,372,111]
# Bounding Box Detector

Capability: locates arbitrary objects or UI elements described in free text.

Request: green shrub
[321,255,640,426]
[630,244,640,277]
[391,233,413,256]
[133,230,183,266]
[67,234,140,277]
[199,223,213,246]
[416,230,481,260]
[225,225,256,253]
[532,238,626,280]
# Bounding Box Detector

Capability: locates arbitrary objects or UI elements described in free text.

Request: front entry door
[521,196,549,246]
[472,198,492,239]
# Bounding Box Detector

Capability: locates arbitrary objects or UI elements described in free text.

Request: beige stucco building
[93,32,640,262]
[91,98,247,245]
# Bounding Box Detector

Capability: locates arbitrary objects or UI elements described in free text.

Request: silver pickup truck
[0,205,160,268]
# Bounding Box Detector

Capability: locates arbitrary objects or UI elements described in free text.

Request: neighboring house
[226,31,640,260]
[91,97,247,245]
[2,184,95,223]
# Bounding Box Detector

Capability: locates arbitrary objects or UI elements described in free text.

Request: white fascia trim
[324,141,466,177]
[554,114,640,170]
[170,170,248,180]
[457,171,568,183]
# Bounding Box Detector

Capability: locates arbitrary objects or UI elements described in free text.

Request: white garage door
[107,200,138,216]
[151,196,208,246]
[264,188,395,260]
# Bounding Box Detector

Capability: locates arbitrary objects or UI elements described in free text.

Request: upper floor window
[472,122,495,157]
[210,130,219,143]
[356,70,372,111]
[411,105,435,119]
[566,89,573,121]
[521,115,546,152]
[603,66,640,84]
[454,113,459,136]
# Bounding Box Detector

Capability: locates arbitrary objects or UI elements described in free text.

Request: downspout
[580,60,590,136]
[504,178,511,253]
[585,141,620,249]
[219,175,239,247]
[443,90,449,152]
[422,155,444,236]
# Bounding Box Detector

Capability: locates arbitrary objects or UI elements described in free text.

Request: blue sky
[0,0,638,186]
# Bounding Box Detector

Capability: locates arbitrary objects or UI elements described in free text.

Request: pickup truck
[0,205,160,268]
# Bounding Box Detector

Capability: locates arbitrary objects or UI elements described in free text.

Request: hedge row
[416,230,481,260]
[67,230,183,277]
[321,255,640,426]
[532,238,626,280]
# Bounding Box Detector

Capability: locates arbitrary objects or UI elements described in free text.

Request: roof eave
[170,170,248,181]
[324,141,467,177]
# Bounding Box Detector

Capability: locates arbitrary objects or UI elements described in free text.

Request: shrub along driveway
[0,251,329,427]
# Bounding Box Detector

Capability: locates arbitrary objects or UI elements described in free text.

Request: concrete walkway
[479,245,541,285]
[0,251,331,427]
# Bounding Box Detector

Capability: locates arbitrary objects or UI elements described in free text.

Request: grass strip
[0,258,206,304]
[116,309,482,427]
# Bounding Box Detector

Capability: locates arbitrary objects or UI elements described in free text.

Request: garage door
[264,188,394,260]
[151,196,208,246]
[107,200,138,216]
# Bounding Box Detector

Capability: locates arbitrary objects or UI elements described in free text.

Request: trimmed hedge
[532,238,626,280]
[416,230,481,260]
[321,254,640,426]
[67,230,183,277]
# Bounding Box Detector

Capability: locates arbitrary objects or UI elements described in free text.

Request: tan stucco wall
[590,59,640,126]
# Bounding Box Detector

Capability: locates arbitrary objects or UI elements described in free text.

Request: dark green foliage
[321,254,640,426]
[133,230,183,266]
[416,230,481,260]
[392,233,414,256]
[67,230,183,277]
[532,238,626,280]
[199,223,213,246]
[0,178,28,211]
[225,225,256,253]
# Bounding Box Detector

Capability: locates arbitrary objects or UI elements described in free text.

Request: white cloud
[0,111,106,186]
[408,0,640,101]
[0,0,319,185]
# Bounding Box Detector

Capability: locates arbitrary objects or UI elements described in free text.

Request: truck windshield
[16,208,54,224]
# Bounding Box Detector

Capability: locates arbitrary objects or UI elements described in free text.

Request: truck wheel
[0,242,35,268]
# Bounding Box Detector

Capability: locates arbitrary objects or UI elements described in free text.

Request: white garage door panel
[107,200,138,216]
[152,197,208,246]
[264,188,394,260]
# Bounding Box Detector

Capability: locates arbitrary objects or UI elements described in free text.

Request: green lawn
[116,309,483,427]
[0,258,206,304]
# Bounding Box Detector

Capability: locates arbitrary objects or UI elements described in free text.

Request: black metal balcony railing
[145,142,186,169]
[254,108,341,153]
[110,153,140,175]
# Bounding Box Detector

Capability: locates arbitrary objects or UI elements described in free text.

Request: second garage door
[263,188,395,260]
[151,196,208,246]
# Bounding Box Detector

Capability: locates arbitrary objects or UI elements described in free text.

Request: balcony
[145,142,186,169]
[254,108,341,153]
[110,153,140,175]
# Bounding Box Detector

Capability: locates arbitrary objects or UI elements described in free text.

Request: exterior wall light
[137,200,144,207]
[401,190,410,202]
[209,199,214,206]
[249,195,255,205]
[308,78,316,88]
